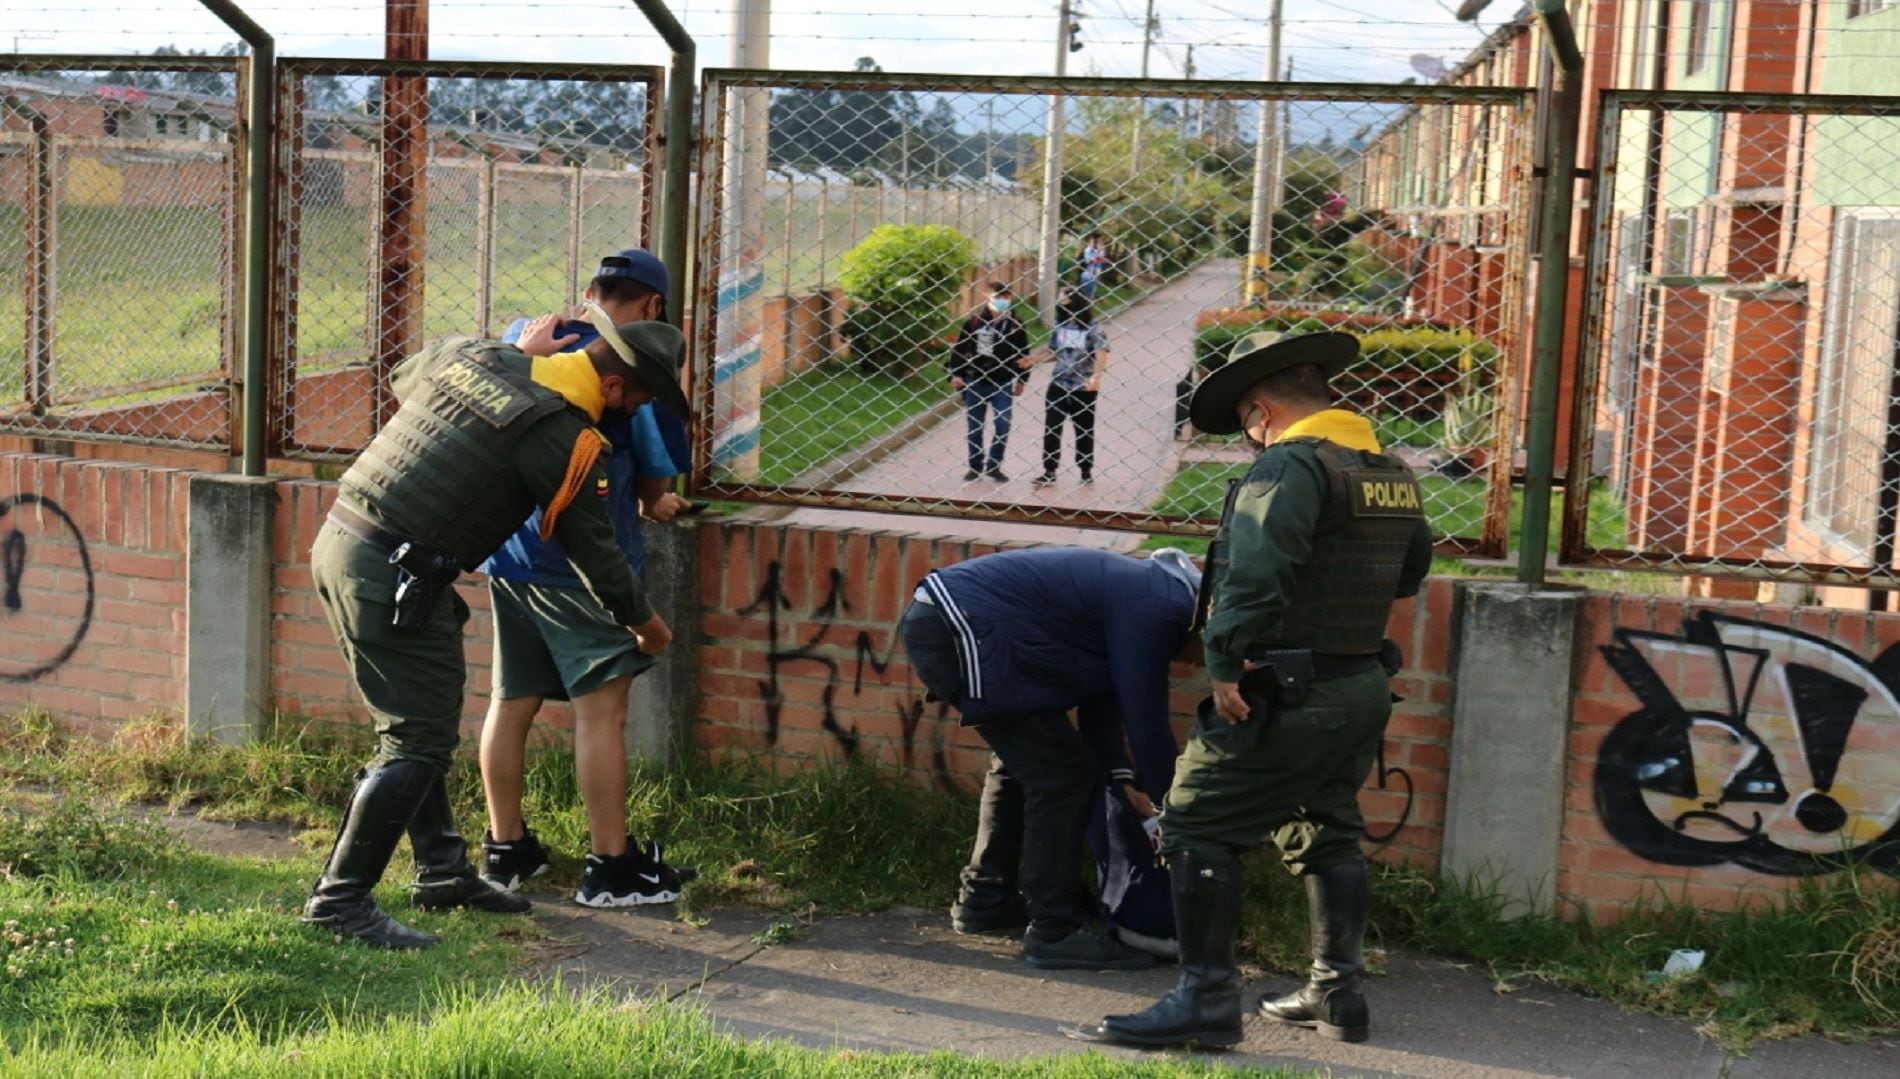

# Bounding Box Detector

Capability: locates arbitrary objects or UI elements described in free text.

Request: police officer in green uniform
[1074,331,1432,1047]
[302,311,691,950]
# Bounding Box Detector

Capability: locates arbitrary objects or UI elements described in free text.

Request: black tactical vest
[1198,436,1425,656]
[337,337,578,569]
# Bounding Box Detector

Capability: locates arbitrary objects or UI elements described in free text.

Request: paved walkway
[772,261,1242,548]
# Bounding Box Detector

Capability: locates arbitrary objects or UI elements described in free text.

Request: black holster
[1240,648,1316,727]
[388,541,461,631]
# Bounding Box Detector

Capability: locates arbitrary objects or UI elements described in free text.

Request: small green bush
[0,801,178,883]
[837,225,978,375]
[1192,318,1498,381]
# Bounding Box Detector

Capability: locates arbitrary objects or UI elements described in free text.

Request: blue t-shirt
[480,316,679,588]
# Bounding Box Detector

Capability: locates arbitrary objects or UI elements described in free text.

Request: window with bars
[1687,0,1715,76]
[1850,1,1895,19]
[1804,213,1900,554]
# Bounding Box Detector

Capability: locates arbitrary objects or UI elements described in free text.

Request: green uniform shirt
[1203,438,1433,683]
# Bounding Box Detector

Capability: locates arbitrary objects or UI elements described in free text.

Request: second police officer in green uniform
[301,310,690,950]
[1073,331,1433,1048]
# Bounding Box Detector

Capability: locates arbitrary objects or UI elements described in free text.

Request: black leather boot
[303,761,440,950]
[1257,857,1370,1042]
[408,774,531,914]
[1076,845,1245,1048]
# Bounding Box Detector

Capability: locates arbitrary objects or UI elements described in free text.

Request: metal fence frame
[0,53,249,450]
[692,67,1535,551]
[269,57,664,460]
[1564,88,1900,587]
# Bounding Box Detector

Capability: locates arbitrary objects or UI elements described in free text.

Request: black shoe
[481,830,553,892]
[412,871,533,914]
[302,897,439,950]
[1032,473,1056,487]
[1256,858,1370,1043]
[964,469,981,481]
[1023,923,1155,971]
[1079,472,1093,485]
[304,760,440,950]
[986,468,1010,482]
[575,839,684,908]
[1090,845,1246,1048]
[950,892,1028,935]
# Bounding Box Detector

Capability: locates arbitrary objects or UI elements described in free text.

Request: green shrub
[837,225,978,375]
[0,801,178,883]
[1192,318,1498,381]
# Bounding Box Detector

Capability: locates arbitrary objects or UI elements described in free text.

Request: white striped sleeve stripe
[921,572,982,700]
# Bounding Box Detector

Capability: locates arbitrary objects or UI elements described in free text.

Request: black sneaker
[1079,471,1094,485]
[1032,473,1056,487]
[987,468,1010,482]
[481,830,552,893]
[1023,923,1156,971]
[574,840,683,908]
[963,469,981,481]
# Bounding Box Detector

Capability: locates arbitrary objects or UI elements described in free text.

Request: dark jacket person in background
[1074,331,1432,1049]
[897,546,1198,972]
[949,283,1031,482]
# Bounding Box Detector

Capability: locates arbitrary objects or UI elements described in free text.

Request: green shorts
[489,576,656,702]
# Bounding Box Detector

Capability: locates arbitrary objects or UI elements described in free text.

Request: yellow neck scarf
[529,351,605,423]
[1275,409,1382,453]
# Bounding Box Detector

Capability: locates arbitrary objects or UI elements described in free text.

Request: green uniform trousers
[310,522,470,771]
[1158,667,1390,876]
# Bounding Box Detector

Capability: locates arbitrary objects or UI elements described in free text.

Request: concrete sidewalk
[771,260,1241,549]
[532,902,1898,1077]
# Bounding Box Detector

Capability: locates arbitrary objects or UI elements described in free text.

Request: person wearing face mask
[1031,290,1109,486]
[949,282,1032,482]
[300,309,689,951]
[475,249,695,909]
[1070,331,1432,1049]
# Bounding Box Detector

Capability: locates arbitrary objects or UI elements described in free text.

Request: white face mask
[989,298,1012,315]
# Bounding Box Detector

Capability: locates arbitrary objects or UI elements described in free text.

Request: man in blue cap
[475,248,694,908]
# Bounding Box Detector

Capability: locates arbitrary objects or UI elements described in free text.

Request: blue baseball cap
[593,248,669,296]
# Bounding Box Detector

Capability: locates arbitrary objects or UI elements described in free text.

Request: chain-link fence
[0,56,243,449]
[693,70,1531,549]
[271,59,661,459]
[1568,91,1900,588]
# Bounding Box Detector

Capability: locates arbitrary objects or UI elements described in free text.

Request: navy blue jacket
[918,547,1192,797]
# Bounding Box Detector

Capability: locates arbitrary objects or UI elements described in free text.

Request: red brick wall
[0,455,188,737]
[688,520,1456,870]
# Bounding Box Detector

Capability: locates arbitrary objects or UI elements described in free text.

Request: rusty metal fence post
[24,112,54,416]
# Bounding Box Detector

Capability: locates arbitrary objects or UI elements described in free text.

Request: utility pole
[1180,44,1194,137]
[713,0,769,479]
[1131,0,1156,174]
[1037,0,1078,328]
[1244,0,1283,306]
[376,0,428,420]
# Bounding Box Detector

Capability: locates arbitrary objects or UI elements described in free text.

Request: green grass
[0,710,974,917]
[0,800,520,1050]
[752,363,945,489]
[5,712,1898,1044]
[3,981,1307,1078]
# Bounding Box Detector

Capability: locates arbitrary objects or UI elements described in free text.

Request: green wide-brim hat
[582,301,690,423]
[1188,330,1360,436]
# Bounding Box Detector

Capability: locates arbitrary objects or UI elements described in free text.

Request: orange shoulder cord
[539,428,609,541]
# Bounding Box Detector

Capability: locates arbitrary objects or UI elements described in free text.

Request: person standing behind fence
[950,282,1030,482]
[1077,233,1110,300]
[1032,290,1108,487]
[474,248,696,909]
[300,313,689,950]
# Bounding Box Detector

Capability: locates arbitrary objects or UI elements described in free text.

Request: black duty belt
[1249,651,1382,682]
[325,502,416,557]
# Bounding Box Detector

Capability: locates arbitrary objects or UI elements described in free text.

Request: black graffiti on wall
[0,494,95,683]
[1364,740,1413,844]
[1596,611,1900,877]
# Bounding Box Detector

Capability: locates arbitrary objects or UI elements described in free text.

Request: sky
[5,0,1506,86]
